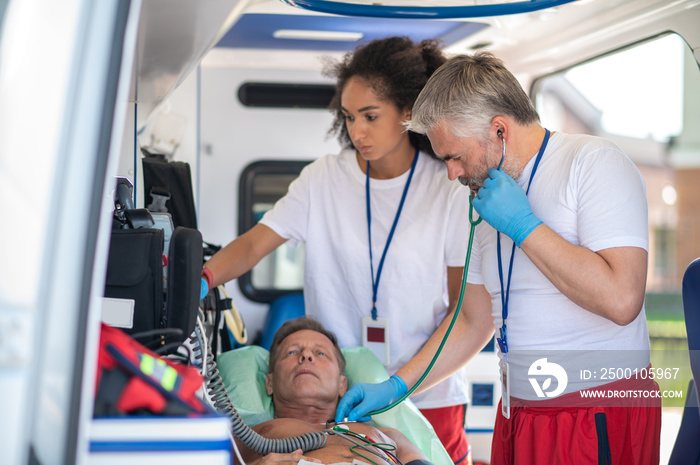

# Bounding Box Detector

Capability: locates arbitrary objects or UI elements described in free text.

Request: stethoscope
[369,132,507,415]
[468,131,505,227]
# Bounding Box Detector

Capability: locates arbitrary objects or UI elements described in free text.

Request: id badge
[500,357,511,419]
[361,316,390,366]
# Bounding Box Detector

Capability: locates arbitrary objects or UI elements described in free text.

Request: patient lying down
[236,317,432,465]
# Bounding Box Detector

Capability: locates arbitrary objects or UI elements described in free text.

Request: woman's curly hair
[323,36,446,156]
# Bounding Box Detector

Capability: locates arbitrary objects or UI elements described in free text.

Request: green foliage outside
[646,292,691,408]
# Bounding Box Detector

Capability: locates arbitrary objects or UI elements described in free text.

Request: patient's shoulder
[351,424,396,444]
[376,426,427,463]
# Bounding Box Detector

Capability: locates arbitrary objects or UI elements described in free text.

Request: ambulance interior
[1,0,700,464]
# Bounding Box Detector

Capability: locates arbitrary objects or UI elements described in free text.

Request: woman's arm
[204,223,287,288]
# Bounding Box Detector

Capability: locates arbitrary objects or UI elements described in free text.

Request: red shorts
[420,404,471,464]
[491,374,662,465]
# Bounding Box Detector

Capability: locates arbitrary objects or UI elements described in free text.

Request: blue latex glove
[200,277,209,300]
[472,168,542,247]
[335,375,407,423]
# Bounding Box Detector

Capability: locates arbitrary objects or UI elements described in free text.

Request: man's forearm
[396,283,494,395]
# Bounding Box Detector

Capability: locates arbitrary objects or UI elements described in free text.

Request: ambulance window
[238,82,335,109]
[238,160,311,302]
[533,32,700,405]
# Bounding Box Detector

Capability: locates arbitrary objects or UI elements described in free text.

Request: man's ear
[490,116,508,140]
[338,375,348,398]
[265,373,274,396]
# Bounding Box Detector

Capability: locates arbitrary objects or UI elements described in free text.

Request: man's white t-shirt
[261,148,471,408]
[467,132,651,399]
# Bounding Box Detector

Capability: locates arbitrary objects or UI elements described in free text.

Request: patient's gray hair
[406,51,540,140]
[268,316,346,374]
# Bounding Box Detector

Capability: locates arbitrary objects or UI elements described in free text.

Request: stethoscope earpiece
[498,131,506,170]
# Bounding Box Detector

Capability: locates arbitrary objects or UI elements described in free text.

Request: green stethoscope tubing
[369,197,482,416]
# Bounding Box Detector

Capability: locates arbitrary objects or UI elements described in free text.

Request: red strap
[201,267,213,290]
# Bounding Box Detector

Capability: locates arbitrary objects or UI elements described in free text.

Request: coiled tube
[191,313,327,455]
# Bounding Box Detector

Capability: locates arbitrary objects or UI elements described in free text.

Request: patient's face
[266,330,348,408]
